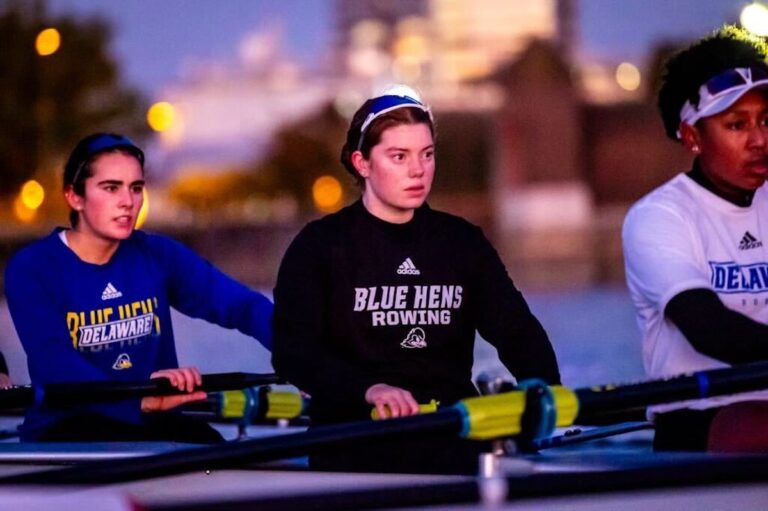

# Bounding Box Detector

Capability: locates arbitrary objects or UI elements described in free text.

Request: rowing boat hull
[0,430,766,511]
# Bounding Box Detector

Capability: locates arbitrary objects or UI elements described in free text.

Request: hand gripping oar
[0,372,281,409]
[5,361,768,485]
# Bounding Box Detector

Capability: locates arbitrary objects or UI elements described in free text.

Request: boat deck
[0,428,765,510]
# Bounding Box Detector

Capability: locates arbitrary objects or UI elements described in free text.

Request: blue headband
[71,134,144,184]
[356,94,432,151]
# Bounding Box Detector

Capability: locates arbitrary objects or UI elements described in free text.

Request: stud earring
[692,145,700,153]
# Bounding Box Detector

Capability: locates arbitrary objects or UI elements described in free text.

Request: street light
[742,2,768,36]
[615,62,641,92]
[13,179,45,223]
[312,175,343,213]
[147,101,176,132]
[20,180,45,210]
[35,27,60,56]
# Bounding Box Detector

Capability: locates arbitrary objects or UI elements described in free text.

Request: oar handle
[186,386,309,422]
[0,372,282,409]
[8,362,768,486]
[575,361,768,419]
[198,372,283,392]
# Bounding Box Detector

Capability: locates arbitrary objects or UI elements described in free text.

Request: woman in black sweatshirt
[272,85,560,474]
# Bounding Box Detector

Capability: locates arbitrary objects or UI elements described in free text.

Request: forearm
[665,288,768,364]
[158,235,273,349]
[495,315,561,384]
[472,232,560,384]
[271,317,373,405]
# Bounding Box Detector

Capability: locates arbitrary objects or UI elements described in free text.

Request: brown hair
[340,104,434,187]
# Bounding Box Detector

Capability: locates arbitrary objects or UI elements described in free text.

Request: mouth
[404,185,425,193]
[114,215,134,226]
[746,158,768,175]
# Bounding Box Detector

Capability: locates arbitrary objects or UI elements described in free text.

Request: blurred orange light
[616,62,641,91]
[36,28,61,56]
[312,175,343,212]
[147,102,176,132]
[20,180,45,210]
[135,188,150,228]
[13,196,36,223]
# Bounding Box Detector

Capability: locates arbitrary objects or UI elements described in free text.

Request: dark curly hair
[658,25,768,141]
[340,102,434,188]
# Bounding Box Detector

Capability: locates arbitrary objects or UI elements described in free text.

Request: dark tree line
[0,0,148,196]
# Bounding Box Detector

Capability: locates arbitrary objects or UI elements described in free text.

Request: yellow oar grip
[551,385,579,427]
[220,389,305,420]
[220,390,248,419]
[458,385,578,440]
[371,399,439,420]
[459,391,525,440]
[265,390,304,420]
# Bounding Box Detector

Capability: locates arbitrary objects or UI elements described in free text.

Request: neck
[64,229,120,265]
[362,196,414,224]
[687,159,756,207]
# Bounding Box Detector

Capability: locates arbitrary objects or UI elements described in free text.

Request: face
[64,151,145,244]
[689,89,768,193]
[353,123,435,223]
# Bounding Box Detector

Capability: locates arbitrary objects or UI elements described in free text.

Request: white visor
[677,66,768,138]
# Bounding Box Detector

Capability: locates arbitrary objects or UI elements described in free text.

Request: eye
[131,184,145,194]
[423,149,435,160]
[103,185,118,192]
[392,153,406,162]
[726,121,745,131]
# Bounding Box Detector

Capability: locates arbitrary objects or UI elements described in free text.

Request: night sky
[47,0,751,96]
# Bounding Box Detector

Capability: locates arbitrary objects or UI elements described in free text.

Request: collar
[686,159,755,207]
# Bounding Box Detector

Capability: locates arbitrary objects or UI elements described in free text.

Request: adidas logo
[739,231,763,250]
[397,257,421,275]
[101,282,123,301]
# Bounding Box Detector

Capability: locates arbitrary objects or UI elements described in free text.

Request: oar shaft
[533,421,652,450]
[2,408,465,485]
[575,362,768,421]
[5,363,768,485]
[0,373,281,409]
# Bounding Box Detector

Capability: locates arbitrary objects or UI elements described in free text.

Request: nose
[408,158,426,178]
[748,123,768,149]
[118,188,134,208]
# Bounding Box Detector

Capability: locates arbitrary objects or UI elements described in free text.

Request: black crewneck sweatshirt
[272,200,560,424]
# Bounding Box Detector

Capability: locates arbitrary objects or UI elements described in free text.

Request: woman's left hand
[141,367,207,412]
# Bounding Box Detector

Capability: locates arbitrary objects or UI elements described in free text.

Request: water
[0,285,644,389]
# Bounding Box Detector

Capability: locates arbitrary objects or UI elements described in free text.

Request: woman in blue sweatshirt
[5,133,273,443]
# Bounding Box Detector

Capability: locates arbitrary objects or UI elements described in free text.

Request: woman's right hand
[140,367,207,413]
[365,383,420,419]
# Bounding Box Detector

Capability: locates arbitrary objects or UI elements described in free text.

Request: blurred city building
[0,0,702,290]
[150,30,337,178]
[329,0,689,286]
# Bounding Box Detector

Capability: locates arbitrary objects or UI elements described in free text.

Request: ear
[350,150,371,179]
[63,185,84,212]
[679,122,702,154]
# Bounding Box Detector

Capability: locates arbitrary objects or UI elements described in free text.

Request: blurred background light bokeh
[0,0,761,389]
[741,2,768,35]
[0,0,758,290]
[35,27,60,56]
[147,102,176,132]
